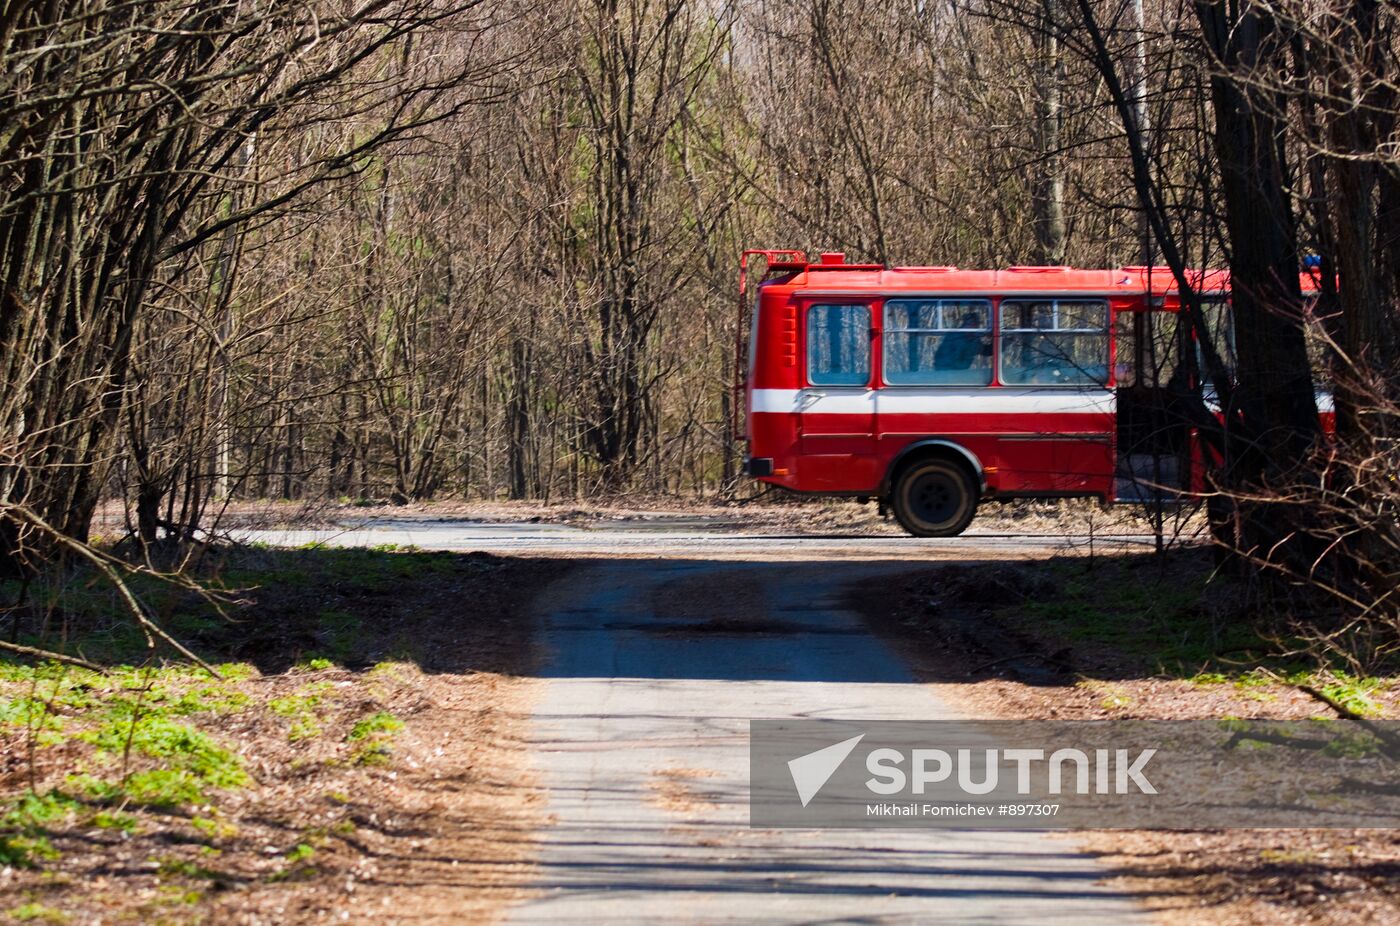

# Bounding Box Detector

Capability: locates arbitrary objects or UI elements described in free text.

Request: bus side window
[806,304,871,386]
[1115,312,1137,387]
[1000,299,1109,386]
[1197,299,1236,395]
[884,299,993,385]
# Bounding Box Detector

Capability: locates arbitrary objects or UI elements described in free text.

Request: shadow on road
[11,543,1241,691]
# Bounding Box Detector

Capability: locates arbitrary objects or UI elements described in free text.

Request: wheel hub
[911,472,958,524]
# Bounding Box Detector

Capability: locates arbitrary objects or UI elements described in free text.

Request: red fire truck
[737,249,1324,537]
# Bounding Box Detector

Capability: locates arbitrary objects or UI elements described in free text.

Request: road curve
[235,517,1160,561]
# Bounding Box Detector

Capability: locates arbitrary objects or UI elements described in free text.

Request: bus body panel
[744,261,1137,501]
[740,254,1324,510]
[749,411,1116,497]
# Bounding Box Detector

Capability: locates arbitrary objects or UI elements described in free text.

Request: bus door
[998,297,1117,495]
[798,302,877,488]
[1113,300,1193,499]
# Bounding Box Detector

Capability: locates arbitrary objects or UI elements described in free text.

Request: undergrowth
[928,550,1397,715]
[0,542,532,924]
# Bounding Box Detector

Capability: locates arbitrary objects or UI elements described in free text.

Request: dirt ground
[858,552,1400,926]
[0,550,569,925]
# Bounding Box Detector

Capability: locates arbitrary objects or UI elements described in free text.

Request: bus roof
[761,253,1318,298]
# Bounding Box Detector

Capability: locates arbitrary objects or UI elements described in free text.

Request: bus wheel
[891,459,977,537]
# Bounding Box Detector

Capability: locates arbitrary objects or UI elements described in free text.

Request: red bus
[737,249,1325,536]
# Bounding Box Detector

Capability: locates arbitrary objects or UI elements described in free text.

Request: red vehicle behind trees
[737,249,1326,537]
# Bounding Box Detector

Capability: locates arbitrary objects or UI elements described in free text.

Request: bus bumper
[744,457,774,477]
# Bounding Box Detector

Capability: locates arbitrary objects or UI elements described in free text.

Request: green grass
[268,681,334,742]
[1187,668,1281,700]
[0,662,254,841]
[6,903,69,923]
[347,711,403,741]
[189,815,237,841]
[91,810,139,833]
[268,842,318,882]
[84,712,247,780]
[0,663,257,870]
[284,842,315,864]
[0,695,69,746]
[1194,668,1385,711]
[316,609,361,661]
[1074,679,1136,711]
[167,683,250,715]
[3,546,478,678]
[998,556,1279,677]
[1,745,240,863]
[1011,558,1263,674]
[0,792,78,867]
[1316,675,1386,717]
[347,710,403,765]
[154,855,222,881]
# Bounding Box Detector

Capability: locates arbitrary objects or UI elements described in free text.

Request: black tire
[890,458,978,537]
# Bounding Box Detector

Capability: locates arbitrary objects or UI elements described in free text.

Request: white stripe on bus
[1203,390,1334,414]
[749,387,1115,416]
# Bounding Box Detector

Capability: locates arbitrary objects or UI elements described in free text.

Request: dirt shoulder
[1,549,570,925]
[856,549,1400,926]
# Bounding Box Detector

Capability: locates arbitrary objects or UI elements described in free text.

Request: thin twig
[1297,683,1400,760]
[0,640,105,673]
[10,507,221,678]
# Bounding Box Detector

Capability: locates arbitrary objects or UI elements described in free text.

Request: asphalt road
[505,559,1149,924]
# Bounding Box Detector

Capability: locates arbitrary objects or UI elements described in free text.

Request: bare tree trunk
[1031,0,1066,264]
[1195,0,1319,473]
[507,337,532,500]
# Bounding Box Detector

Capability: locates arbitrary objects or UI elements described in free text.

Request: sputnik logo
[787,734,865,807]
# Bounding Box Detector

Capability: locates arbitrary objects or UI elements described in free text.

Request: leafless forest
[2,0,1399,656]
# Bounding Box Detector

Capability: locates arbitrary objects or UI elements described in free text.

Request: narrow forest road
[501,558,1150,925]
[235,518,1157,922]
